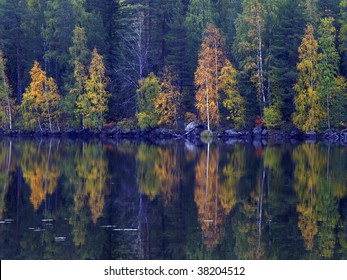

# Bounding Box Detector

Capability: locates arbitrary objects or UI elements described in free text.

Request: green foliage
[136,72,160,128]
[317,17,340,130]
[136,112,157,130]
[293,24,325,132]
[200,130,213,143]
[117,118,137,132]
[0,50,13,130]
[78,48,110,131]
[263,105,283,128]
[220,59,245,130]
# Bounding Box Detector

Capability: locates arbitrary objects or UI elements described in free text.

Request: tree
[195,24,225,131]
[220,59,245,130]
[43,0,75,84]
[136,72,160,129]
[340,0,347,75]
[154,67,181,128]
[81,48,110,131]
[115,3,150,116]
[317,17,340,130]
[269,0,306,119]
[21,61,60,132]
[235,0,267,109]
[185,0,213,87]
[293,24,325,132]
[67,26,90,129]
[0,50,14,130]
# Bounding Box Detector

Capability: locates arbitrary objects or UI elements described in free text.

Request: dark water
[0,138,346,260]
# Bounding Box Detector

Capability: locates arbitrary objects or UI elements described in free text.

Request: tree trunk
[257,18,265,105]
[205,73,210,131]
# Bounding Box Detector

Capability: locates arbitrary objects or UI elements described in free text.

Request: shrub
[200,130,213,143]
[255,116,264,127]
[263,106,282,128]
[117,118,137,131]
[136,112,158,130]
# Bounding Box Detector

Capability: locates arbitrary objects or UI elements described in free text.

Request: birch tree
[195,24,225,131]
[0,50,14,130]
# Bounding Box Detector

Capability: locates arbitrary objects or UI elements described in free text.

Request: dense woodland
[0,0,347,133]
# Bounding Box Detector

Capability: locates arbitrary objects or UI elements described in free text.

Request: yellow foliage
[195,24,225,130]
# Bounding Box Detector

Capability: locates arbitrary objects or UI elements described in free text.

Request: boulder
[290,129,300,138]
[305,131,317,139]
[261,129,268,136]
[252,127,263,139]
[224,129,242,138]
[185,121,205,132]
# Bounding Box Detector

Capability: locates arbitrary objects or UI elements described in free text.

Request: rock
[185,121,205,132]
[290,129,300,138]
[252,127,263,139]
[224,129,242,138]
[242,131,251,139]
[340,130,347,142]
[262,129,268,136]
[305,131,317,139]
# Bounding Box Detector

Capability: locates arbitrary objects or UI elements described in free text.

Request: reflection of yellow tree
[137,144,180,204]
[21,140,60,210]
[194,144,225,250]
[75,142,109,224]
[219,145,245,214]
[293,143,347,256]
[293,143,323,251]
[137,144,161,200]
[154,146,179,205]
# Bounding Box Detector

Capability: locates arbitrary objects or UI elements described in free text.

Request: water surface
[0,138,346,260]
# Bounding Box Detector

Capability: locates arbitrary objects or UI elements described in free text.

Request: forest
[0,0,346,133]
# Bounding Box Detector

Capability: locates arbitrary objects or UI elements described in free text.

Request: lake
[0,138,346,260]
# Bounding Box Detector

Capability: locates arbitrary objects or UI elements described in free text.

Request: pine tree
[195,24,225,131]
[220,59,245,130]
[234,0,267,112]
[339,0,347,75]
[185,0,213,92]
[293,24,325,132]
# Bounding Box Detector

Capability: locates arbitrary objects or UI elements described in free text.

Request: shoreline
[1,126,347,145]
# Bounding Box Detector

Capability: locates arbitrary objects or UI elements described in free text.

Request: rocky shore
[1,121,347,143]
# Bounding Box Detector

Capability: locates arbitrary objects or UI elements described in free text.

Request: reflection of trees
[74,142,109,225]
[21,140,60,210]
[0,140,13,219]
[194,144,225,250]
[293,143,347,258]
[219,145,245,214]
[137,144,180,204]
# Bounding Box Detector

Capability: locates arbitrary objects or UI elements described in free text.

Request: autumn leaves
[21,46,109,132]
